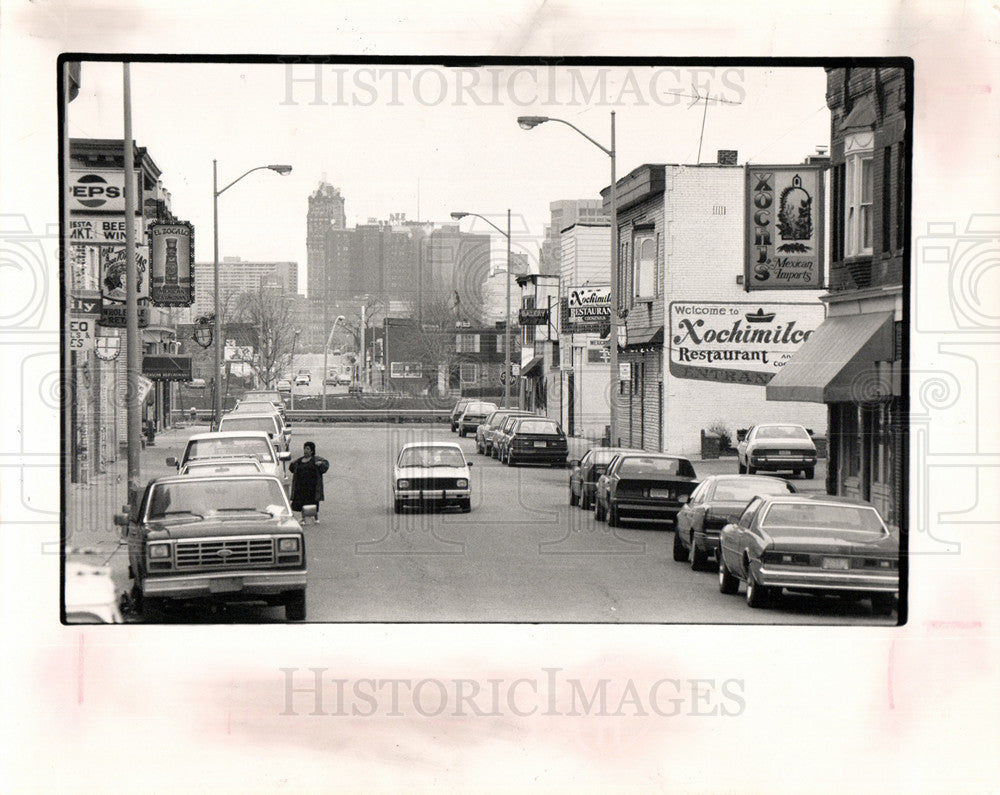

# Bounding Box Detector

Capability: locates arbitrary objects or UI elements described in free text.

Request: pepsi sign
[68,170,136,212]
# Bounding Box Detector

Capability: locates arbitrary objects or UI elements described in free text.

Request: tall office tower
[306,181,346,301]
[538,199,609,276]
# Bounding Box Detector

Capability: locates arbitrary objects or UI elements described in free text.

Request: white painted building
[603,161,828,458]
[558,222,613,439]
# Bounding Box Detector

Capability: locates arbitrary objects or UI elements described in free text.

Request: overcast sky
[67,61,830,289]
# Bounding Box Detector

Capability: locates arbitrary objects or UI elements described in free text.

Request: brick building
[602,159,827,457]
[767,65,908,528]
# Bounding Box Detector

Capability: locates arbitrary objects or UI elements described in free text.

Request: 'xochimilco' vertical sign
[744,164,825,291]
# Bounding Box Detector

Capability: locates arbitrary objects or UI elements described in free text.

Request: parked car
[186,378,206,389]
[179,456,264,476]
[276,379,293,394]
[337,372,352,385]
[492,412,532,461]
[501,417,568,467]
[392,441,473,513]
[737,423,817,479]
[717,494,898,614]
[295,372,311,386]
[64,557,124,623]
[449,398,473,432]
[218,412,289,452]
[594,453,698,528]
[674,474,797,569]
[167,430,290,485]
[115,473,308,620]
[476,410,531,456]
[347,382,364,395]
[457,401,499,437]
[568,447,635,510]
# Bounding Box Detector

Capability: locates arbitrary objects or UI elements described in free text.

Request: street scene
[62,60,906,625]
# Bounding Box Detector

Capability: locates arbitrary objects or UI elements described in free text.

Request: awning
[624,325,663,348]
[766,311,895,403]
[520,355,544,378]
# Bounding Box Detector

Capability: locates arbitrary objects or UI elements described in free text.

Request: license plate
[209,577,243,593]
[421,490,445,499]
[649,488,673,499]
[821,557,849,570]
[533,441,547,448]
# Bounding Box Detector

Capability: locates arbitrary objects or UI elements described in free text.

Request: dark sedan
[594,454,698,528]
[674,474,797,570]
[457,400,499,437]
[568,447,634,511]
[449,398,473,432]
[477,409,530,456]
[502,417,568,467]
[717,494,899,614]
[493,412,531,461]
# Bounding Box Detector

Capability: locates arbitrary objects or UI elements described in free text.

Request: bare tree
[230,286,297,388]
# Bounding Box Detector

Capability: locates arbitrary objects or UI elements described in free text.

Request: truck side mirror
[166,456,178,467]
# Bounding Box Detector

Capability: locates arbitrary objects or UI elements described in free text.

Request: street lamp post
[322,315,346,410]
[212,161,292,430]
[517,112,618,445]
[451,210,512,409]
[289,330,300,410]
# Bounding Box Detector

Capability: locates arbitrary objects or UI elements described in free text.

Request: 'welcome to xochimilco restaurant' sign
[744,164,825,291]
[669,301,825,385]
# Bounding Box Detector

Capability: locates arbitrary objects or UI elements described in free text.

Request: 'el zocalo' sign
[669,301,825,385]
[744,164,825,291]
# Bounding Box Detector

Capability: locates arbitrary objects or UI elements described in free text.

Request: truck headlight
[456,479,469,488]
[397,479,410,489]
[278,537,300,552]
[148,543,171,560]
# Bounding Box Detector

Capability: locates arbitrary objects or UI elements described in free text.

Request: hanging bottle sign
[148,222,195,306]
[744,164,825,291]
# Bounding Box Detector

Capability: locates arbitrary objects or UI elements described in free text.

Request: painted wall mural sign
[669,301,825,385]
[744,164,825,291]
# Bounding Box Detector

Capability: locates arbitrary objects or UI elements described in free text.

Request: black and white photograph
[2,1,998,791]
[59,58,905,625]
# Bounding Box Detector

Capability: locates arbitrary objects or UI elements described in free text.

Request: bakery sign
[744,164,825,291]
[669,301,825,385]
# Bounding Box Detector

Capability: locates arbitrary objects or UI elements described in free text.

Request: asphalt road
[88,422,894,625]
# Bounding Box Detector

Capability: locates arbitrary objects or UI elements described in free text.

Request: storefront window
[842,404,861,478]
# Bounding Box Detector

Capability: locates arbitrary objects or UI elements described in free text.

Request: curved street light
[451,210,513,409]
[213,161,292,429]
[322,315,346,410]
[517,112,619,446]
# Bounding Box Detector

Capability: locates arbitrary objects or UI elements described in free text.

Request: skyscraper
[306,181,346,301]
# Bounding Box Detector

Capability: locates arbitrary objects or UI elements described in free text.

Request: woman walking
[288,441,329,521]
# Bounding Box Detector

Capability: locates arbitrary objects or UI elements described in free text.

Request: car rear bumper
[143,569,307,599]
[749,455,816,470]
[757,565,898,592]
[692,529,721,555]
[613,500,681,522]
[510,446,568,463]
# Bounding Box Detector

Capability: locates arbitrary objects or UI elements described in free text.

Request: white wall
[560,224,612,438]
[661,166,827,457]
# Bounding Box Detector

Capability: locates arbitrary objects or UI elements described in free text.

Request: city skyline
[65,61,833,289]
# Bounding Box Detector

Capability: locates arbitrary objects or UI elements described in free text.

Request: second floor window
[633,232,656,300]
[456,333,480,353]
[844,132,874,257]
